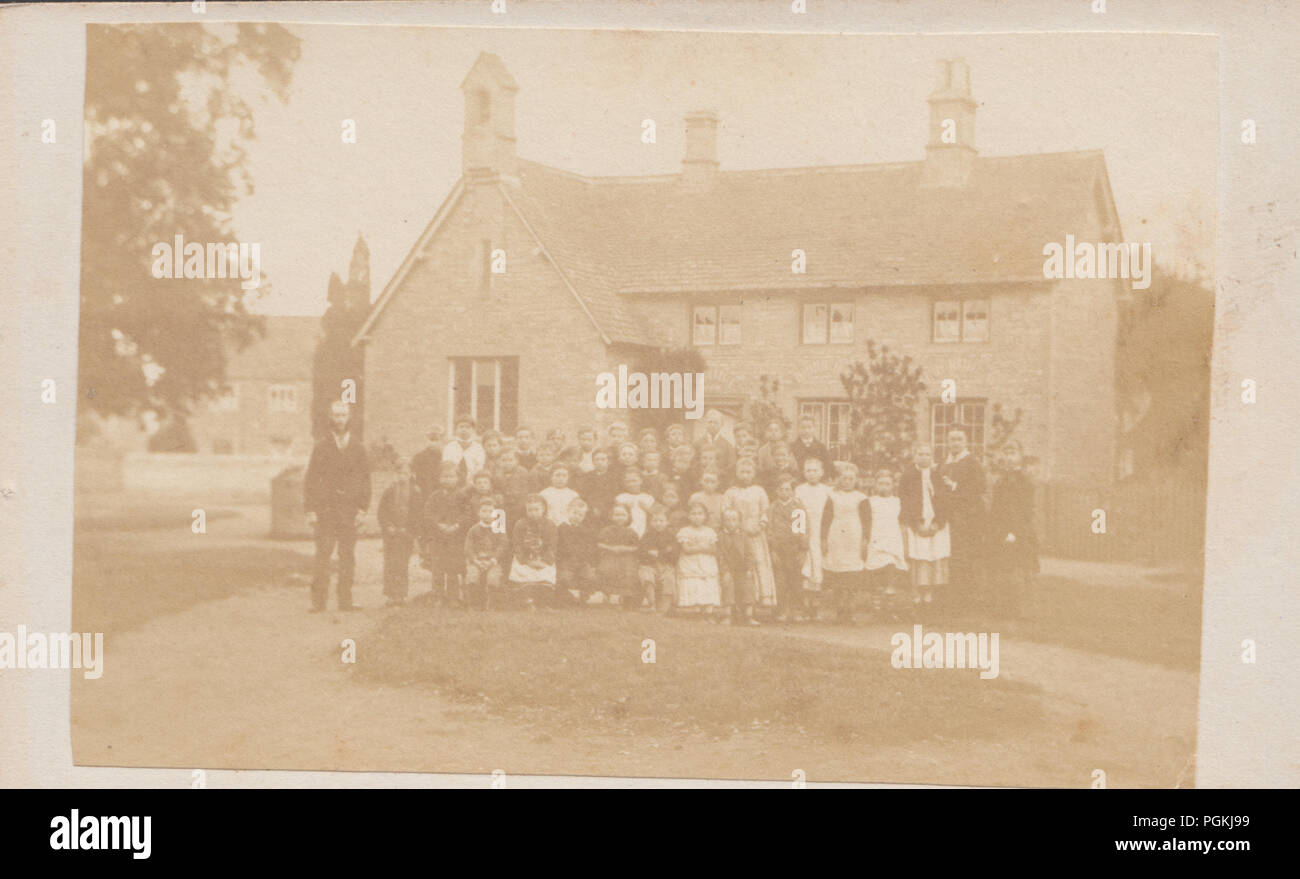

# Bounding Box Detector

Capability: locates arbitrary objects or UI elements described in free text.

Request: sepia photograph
[65,21,1219,787]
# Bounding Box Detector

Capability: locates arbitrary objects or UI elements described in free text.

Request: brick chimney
[682,110,719,188]
[921,59,976,188]
[461,52,519,185]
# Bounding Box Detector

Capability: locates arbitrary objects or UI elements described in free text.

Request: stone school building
[355,54,1126,483]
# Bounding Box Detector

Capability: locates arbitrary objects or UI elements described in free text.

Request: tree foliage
[840,340,927,477]
[749,375,791,438]
[80,23,301,419]
[311,272,368,440]
[1117,265,1214,478]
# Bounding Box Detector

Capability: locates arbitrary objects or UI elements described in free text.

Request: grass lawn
[360,608,1043,745]
[75,491,250,532]
[1010,574,1201,671]
[72,535,312,636]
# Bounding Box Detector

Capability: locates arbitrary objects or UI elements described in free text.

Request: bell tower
[461,52,519,184]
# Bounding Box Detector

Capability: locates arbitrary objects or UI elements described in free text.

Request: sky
[223,26,1218,315]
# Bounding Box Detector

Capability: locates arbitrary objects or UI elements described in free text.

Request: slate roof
[505,149,1111,344]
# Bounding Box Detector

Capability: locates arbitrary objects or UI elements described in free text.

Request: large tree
[80,23,300,419]
[1117,265,1214,478]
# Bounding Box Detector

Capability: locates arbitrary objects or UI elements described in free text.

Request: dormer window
[473,88,491,125]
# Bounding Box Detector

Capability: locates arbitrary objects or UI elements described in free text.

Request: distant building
[188,315,320,456]
[355,54,1127,483]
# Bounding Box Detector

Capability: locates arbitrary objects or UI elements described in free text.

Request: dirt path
[72,535,1198,787]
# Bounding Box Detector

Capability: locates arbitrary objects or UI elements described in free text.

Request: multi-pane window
[798,399,853,463]
[931,399,986,462]
[449,357,519,433]
[802,302,853,344]
[268,384,297,413]
[933,299,990,343]
[692,305,740,345]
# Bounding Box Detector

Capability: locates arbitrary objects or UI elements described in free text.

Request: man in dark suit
[693,409,737,481]
[304,401,371,612]
[939,428,987,611]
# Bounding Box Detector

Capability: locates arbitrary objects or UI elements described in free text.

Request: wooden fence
[1036,478,1207,566]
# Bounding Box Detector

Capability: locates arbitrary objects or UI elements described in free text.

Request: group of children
[376,413,1037,621]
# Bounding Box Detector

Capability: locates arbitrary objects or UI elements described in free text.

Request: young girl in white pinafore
[675,501,721,616]
[899,443,950,614]
[819,462,870,624]
[794,457,832,620]
[865,470,908,618]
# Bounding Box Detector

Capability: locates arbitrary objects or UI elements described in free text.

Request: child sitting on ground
[507,494,558,609]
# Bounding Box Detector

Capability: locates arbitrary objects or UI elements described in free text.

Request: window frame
[800,301,854,346]
[690,304,741,346]
[930,398,987,463]
[961,299,989,343]
[932,297,990,343]
[797,398,853,463]
[448,357,519,434]
[267,383,297,414]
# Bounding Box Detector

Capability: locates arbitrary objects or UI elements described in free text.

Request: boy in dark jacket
[557,498,599,604]
[717,506,756,625]
[766,474,808,623]
[638,505,679,613]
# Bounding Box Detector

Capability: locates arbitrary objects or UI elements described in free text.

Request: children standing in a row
[384,416,1033,619]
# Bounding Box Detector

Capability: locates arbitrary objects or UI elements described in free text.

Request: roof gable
[355,149,1114,349]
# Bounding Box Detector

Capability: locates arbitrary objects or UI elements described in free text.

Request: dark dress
[939,452,987,588]
[790,438,831,473]
[410,444,444,500]
[596,524,641,597]
[989,469,1040,575]
[422,486,469,580]
[576,469,619,523]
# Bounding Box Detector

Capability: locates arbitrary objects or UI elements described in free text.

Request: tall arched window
[473,88,491,125]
